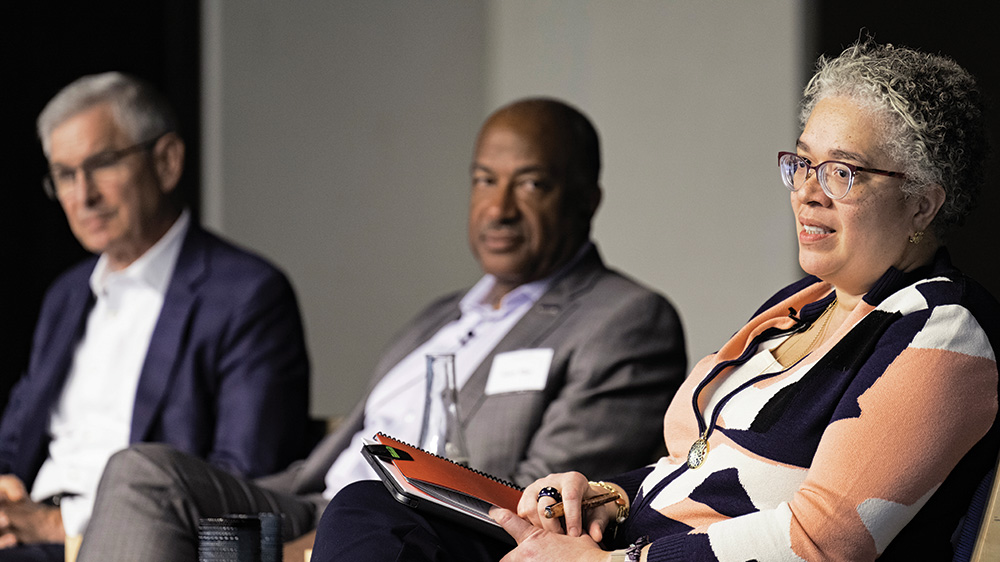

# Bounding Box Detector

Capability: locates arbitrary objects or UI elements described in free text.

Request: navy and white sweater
[609,249,1000,561]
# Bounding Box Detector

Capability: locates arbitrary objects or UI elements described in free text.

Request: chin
[486,268,526,282]
[798,257,829,280]
[82,243,110,255]
[480,254,523,275]
[76,234,113,255]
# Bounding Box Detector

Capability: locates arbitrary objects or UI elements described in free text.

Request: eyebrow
[49,144,120,169]
[470,163,550,176]
[795,139,873,166]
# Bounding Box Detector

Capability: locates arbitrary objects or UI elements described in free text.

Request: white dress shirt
[321,274,551,498]
[321,242,594,498]
[30,211,190,536]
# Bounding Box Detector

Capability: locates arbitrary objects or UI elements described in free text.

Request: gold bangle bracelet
[589,481,628,524]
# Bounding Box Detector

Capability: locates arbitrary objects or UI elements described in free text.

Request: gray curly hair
[800,39,988,233]
[37,72,177,158]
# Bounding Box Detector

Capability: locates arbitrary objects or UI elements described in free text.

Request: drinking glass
[418,353,470,465]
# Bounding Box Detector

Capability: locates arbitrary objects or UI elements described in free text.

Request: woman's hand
[491,507,610,562]
[516,472,621,542]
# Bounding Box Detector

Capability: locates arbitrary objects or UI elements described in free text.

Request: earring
[908,231,924,244]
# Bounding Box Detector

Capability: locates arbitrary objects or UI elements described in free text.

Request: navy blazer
[0,224,310,490]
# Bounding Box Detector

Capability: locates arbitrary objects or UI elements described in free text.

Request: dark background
[806,1,1000,302]
[4,2,200,410]
[3,1,998,413]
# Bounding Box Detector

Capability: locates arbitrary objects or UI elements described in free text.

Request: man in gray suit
[76,97,686,560]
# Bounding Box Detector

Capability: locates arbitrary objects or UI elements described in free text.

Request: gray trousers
[76,443,320,561]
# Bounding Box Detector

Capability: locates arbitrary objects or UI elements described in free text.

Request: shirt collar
[863,246,951,307]
[89,210,191,296]
[460,241,594,315]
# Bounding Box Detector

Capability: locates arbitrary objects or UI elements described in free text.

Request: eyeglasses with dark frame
[42,136,164,200]
[777,151,906,200]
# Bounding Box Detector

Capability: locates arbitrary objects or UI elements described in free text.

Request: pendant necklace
[687,298,837,469]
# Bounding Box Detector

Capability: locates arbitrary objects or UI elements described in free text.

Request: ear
[912,183,946,232]
[151,132,185,194]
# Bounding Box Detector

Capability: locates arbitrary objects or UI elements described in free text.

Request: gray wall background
[200,0,803,418]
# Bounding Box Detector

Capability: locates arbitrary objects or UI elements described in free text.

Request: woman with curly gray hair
[311,39,999,562]
[797,39,988,235]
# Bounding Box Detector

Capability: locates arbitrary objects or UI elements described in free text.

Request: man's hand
[0,475,65,549]
[0,475,28,503]
[491,507,609,562]
[282,529,316,562]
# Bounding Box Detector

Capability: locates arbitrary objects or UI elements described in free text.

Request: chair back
[958,450,1000,562]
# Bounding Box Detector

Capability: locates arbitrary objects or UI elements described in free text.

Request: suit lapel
[129,226,207,442]
[40,278,96,400]
[298,247,604,490]
[293,295,462,491]
[18,272,95,483]
[370,300,462,385]
[457,247,604,422]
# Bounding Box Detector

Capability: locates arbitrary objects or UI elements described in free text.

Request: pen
[543,490,620,519]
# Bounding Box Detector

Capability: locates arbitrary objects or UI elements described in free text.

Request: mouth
[480,228,524,252]
[77,209,115,230]
[802,224,834,235]
[798,217,835,243]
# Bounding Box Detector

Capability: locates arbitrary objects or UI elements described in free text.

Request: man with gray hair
[0,72,311,560]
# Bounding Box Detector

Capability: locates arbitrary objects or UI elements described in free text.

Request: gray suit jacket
[267,245,685,507]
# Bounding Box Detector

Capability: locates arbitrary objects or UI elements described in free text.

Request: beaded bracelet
[609,536,648,562]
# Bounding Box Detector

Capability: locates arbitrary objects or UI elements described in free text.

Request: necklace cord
[687,294,837,468]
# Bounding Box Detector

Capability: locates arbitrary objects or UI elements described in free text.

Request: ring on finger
[537,486,562,503]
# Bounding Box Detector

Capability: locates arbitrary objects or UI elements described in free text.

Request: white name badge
[484,348,554,395]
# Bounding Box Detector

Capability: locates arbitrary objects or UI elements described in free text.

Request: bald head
[468,98,603,304]
[477,98,601,193]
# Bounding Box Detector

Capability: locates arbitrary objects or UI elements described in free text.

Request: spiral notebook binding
[376,432,524,491]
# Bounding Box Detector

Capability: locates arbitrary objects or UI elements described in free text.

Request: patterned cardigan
[609,249,1000,561]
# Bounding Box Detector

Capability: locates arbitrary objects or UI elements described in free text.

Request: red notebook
[361,433,523,543]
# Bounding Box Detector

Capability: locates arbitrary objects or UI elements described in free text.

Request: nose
[794,167,829,205]
[62,169,102,206]
[485,182,520,221]
[82,174,103,206]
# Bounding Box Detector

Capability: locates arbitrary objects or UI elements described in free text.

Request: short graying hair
[37,72,177,157]
[800,39,988,232]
